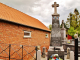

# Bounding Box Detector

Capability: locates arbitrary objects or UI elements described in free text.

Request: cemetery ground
[0,1,80,60]
[41,46,80,60]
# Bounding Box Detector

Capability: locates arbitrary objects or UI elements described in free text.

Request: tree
[66,8,80,28]
[49,24,52,30]
[67,12,72,26]
[66,8,80,37]
[71,20,77,29]
[74,8,79,15]
[68,26,76,37]
[76,26,80,36]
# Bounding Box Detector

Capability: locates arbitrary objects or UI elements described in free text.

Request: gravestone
[50,2,62,46]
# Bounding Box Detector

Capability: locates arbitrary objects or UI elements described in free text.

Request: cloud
[0,0,80,27]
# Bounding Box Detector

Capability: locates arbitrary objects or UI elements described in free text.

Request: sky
[0,0,80,27]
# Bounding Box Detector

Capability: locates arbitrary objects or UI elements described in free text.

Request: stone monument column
[61,20,66,40]
[50,2,62,46]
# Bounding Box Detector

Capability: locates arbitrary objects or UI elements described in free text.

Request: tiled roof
[0,3,50,32]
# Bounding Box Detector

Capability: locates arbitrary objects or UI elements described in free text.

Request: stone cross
[52,2,59,14]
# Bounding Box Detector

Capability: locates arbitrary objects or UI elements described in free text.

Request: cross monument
[50,2,62,46]
[52,2,59,14]
[48,2,64,60]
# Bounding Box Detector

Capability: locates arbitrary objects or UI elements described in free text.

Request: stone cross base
[49,46,64,51]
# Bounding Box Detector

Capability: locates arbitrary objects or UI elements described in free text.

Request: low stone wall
[63,43,80,56]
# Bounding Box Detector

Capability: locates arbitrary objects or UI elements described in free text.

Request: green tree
[68,26,76,37]
[49,24,52,30]
[66,8,80,37]
[71,20,77,29]
[66,8,79,28]
[67,12,72,27]
[76,26,80,36]
[74,8,79,15]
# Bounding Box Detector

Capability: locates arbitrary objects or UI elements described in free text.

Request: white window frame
[24,31,31,38]
[45,34,48,38]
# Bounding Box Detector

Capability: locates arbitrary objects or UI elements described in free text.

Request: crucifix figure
[52,2,59,14]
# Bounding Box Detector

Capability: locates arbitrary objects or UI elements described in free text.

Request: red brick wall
[0,21,50,60]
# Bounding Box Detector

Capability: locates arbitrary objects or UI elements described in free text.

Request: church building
[0,3,50,60]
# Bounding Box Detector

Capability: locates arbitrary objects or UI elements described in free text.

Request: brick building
[0,3,50,60]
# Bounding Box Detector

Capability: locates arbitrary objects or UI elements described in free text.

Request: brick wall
[0,21,50,60]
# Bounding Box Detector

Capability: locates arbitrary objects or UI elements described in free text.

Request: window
[24,31,31,38]
[45,34,48,38]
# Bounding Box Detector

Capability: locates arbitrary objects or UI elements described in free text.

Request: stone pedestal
[61,28,66,40]
[48,46,64,60]
[50,16,62,46]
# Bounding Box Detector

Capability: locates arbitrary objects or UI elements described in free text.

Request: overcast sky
[0,0,80,27]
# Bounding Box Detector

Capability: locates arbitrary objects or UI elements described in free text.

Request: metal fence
[0,43,37,60]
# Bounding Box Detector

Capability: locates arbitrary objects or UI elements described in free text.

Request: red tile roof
[0,3,50,32]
